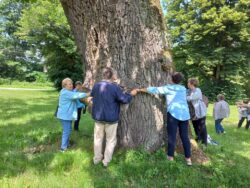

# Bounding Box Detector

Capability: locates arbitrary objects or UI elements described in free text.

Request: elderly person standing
[137,72,192,166]
[187,78,208,145]
[213,94,230,134]
[91,67,137,167]
[57,78,89,152]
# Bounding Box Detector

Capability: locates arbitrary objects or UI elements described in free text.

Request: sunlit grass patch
[0,90,249,187]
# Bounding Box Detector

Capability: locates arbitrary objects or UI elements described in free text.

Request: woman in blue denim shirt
[137,72,192,165]
[57,78,89,151]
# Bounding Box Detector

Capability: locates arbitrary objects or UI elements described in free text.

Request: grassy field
[0,81,54,89]
[0,89,249,188]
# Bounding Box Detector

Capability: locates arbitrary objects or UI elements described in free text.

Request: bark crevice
[61,0,174,151]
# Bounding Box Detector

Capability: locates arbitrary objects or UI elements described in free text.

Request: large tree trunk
[60,0,177,152]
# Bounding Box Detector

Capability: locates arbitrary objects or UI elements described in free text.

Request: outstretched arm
[137,88,147,93]
[239,103,250,108]
[137,86,169,95]
[65,91,90,100]
[115,87,133,104]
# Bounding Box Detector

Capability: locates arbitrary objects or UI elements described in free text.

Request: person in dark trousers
[91,67,137,167]
[237,100,250,130]
[237,100,249,129]
[137,72,192,166]
[73,81,85,131]
[213,94,230,134]
[187,78,208,145]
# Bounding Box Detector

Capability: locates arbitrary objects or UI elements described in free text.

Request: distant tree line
[0,0,249,98]
[0,0,82,90]
[163,0,250,101]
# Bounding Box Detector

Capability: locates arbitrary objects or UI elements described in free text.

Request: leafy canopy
[16,0,83,90]
[164,0,250,100]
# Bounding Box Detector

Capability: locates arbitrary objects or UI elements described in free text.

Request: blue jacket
[73,88,85,109]
[147,84,190,121]
[91,81,132,123]
[57,88,87,121]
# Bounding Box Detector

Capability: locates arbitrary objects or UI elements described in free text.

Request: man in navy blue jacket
[91,67,137,167]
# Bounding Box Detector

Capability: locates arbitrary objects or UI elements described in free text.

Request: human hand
[130,89,137,96]
[137,88,147,93]
[87,96,93,104]
[80,96,92,105]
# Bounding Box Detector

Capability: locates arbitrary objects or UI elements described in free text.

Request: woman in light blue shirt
[137,72,192,165]
[57,78,89,151]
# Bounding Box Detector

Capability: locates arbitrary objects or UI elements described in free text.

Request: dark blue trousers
[74,108,82,130]
[167,112,191,158]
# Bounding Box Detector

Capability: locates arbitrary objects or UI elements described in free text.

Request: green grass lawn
[0,89,249,188]
[0,81,54,89]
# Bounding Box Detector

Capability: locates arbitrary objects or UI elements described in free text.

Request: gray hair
[62,78,72,88]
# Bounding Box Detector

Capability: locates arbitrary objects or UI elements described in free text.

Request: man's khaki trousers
[93,122,118,165]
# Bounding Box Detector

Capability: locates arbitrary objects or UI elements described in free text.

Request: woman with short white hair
[57,78,89,152]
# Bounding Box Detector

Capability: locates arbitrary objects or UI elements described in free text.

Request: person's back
[214,100,230,120]
[219,100,230,118]
[91,67,136,167]
[213,94,229,134]
[91,81,132,123]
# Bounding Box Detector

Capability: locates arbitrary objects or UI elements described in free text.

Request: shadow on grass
[1,93,250,187]
[0,95,62,178]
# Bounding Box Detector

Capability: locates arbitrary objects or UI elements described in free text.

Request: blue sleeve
[65,90,87,100]
[115,86,132,104]
[147,86,169,95]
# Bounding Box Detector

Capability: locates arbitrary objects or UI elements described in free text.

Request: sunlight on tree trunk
[60,0,208,162]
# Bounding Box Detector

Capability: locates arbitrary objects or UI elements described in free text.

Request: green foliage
[0,0,44,81]
[1,90,250,187]
[24,71,48,82]
[16,0,83,90]
[164,0,250,101]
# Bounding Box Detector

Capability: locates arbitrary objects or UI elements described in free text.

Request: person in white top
[236,100,249,129]
[187,78,207,145]
[213,94,230,134]
[237,100,250,130]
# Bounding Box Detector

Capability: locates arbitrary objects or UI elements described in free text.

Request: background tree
[16,0,82,90]
[163,0,250,101]
[0,0,38,82]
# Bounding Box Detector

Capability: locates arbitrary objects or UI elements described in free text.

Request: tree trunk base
[175,139,209,164]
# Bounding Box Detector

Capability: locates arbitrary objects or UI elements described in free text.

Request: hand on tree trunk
[136,88,147,93]
[130,89,137,96]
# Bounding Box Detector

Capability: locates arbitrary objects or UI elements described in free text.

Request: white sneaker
[93,160,101,165]
[102,161,109,168]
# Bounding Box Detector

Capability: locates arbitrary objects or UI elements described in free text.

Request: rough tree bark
[60,0,209,162]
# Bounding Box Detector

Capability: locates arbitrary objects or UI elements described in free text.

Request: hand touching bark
[136,88,147,93]
[130,89,138,96]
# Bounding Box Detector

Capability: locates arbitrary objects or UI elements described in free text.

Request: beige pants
[93,122,118,165]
